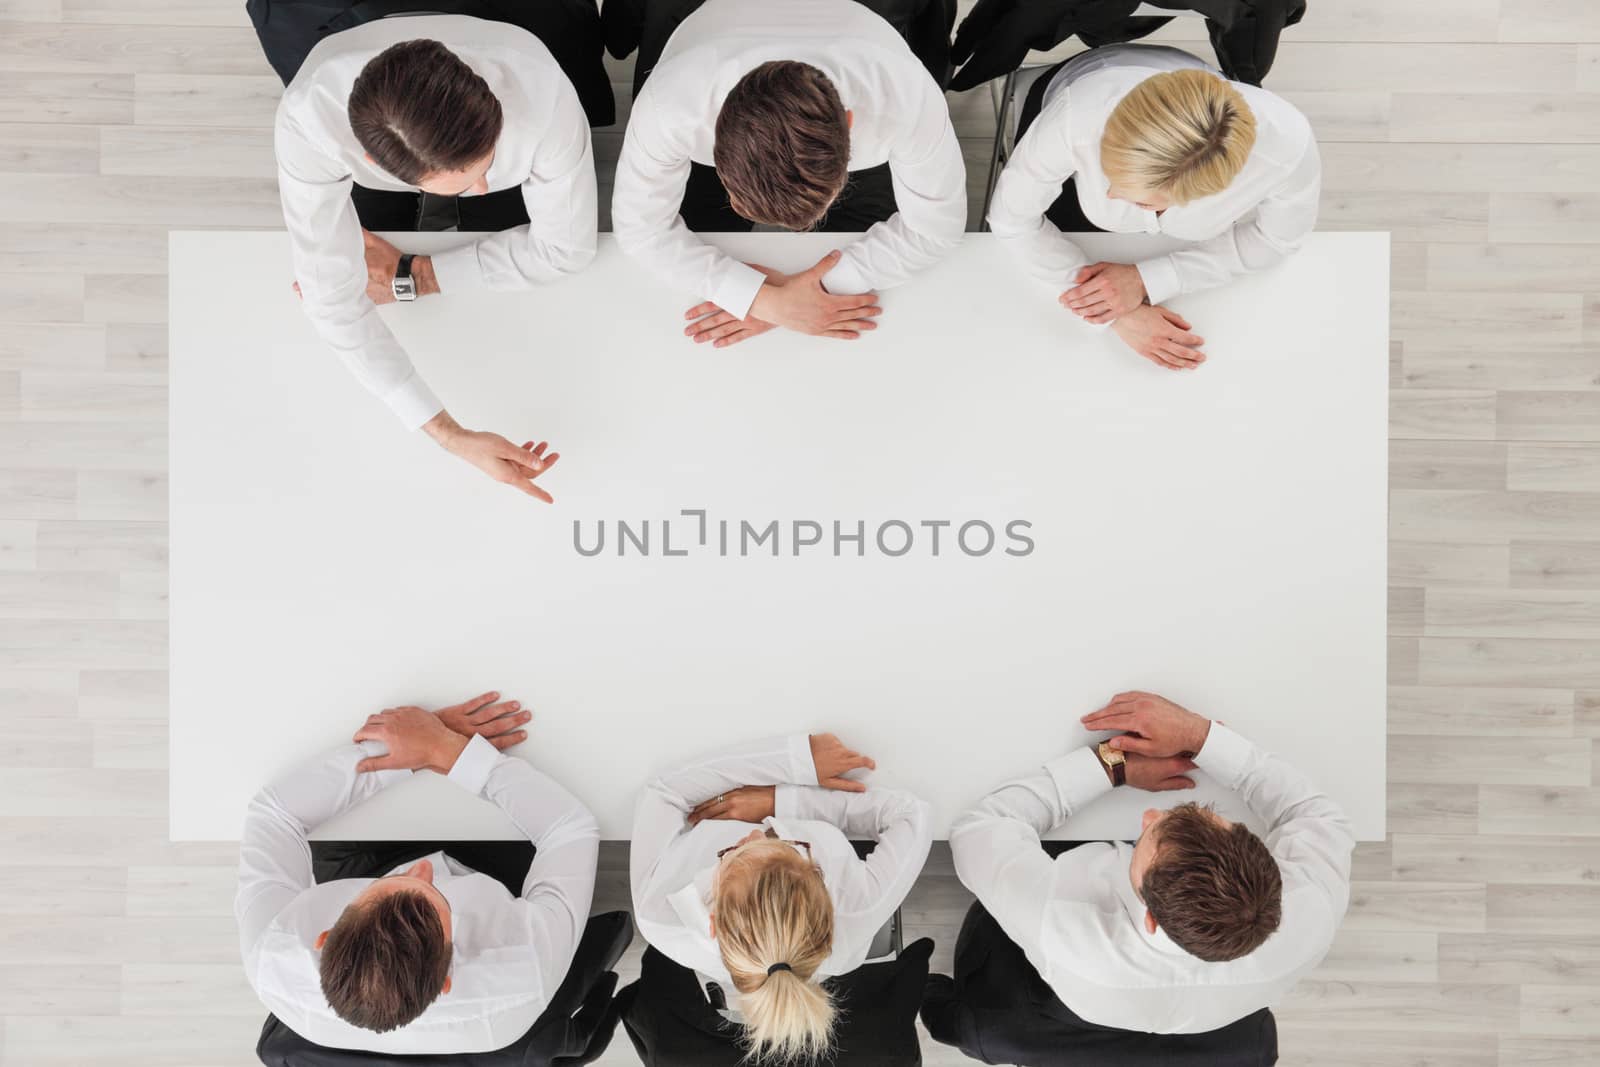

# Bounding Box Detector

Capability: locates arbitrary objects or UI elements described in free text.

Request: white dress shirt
[949,724,1354,1034]
[235,735,601,1054]
[275,15,598,428]
[611,0,967,321]
[630,734,932,987]
[988,44,1320,306]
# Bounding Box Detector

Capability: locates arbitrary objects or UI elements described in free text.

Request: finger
[822,777,868,793]
[481,710,533,737]
[685,300,720,320]
[489,731,527,751]
[1155,776,1197,791]
[823,329,861,341]
[470,698,519,723]
[356,754,402,774]
[1109,734,1161,756]
[1074,262,1107,284]
[699,318,752,344]
[712,327,761,349]
[1160,308,1193,331]
[1144,347,1187,370]
[850,753,877,772]
[458,691,500,715]
[825,291,880,313]
[1173,331,1205,348]
[1159,343,1204,367]
[804,249,844,278]
[686,310,737,339]
[508,477,554,504]
[838,318,878,332]
[1073,300,1111,319]
[1080,710,1139,731]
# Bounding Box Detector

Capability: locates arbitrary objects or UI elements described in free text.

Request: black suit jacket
[601,0,959,94]
[949,0,1307,90]
[245,0,616,126]
[616,939,935,1067]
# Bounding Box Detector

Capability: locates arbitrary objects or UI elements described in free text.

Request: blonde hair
[713,840,836,1064]
[1099,68,1257,205]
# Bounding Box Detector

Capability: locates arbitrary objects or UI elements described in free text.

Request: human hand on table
[745,250,882,341]
[683,263,781,348]
[1110,304,1206,370]
[1060,262,1145,324]
[423,411,560,502]
[1080,691,1212,759]
[809,733,876,791]
[352,693,530,774]
[688,785,776,825]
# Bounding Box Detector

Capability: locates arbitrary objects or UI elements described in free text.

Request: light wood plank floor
[1,2,1597,1064]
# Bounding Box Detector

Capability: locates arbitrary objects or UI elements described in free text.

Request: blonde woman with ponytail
[631,733,932,1062]
[988,44,1321,372]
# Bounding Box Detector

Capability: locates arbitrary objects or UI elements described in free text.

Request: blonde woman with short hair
[631,733,932,1062]
[988,44,1320,371]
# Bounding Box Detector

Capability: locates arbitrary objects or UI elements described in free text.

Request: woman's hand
[1110,304,1206,370]
[809,733,875,792]
[1060,262,1146,324]
[688,785,776,825]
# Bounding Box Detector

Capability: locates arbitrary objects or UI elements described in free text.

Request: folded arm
[949,747,1112,956]
[1135,139,1321,305]
[611,89,767,320]
[987,99,1095,289]
[430,73,598,294]
[235,741,411,978]
[446,735,601,1004]
[779,785,932,934]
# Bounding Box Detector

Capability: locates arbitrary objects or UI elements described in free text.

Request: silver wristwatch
[391,253,417,302]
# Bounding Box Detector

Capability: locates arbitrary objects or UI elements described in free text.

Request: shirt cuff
[820,255,870,296]
[1045,746,1115,816]
[788,734,820,786]
[383,372,444,431]
[774,783,804,819]
[428,243,487,296]
[712,262,768,321]
[1135,255,1181,307]
[445,733,500,796]
[1191,723,1253,790]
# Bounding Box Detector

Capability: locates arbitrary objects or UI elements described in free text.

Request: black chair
[245,0,615,126]
[922,897,1278,1067]
[254,840,633,1067]
[615,937,934,1067]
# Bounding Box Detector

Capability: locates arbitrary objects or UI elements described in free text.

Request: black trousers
[678,161,899,235]
[921,902,1278,1067]
[348,183,531,233]
[1014,58,1106,236]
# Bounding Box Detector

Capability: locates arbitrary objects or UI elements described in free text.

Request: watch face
[392,277,416,301]
[1100,742,1125,766]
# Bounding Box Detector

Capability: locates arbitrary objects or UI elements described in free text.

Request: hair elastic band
[766,962,792,976]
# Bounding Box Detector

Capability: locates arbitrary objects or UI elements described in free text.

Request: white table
[170,230,1388,842]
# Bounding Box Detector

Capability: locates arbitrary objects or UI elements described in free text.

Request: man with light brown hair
[613,0,967,350]
[942,691,1352,1038]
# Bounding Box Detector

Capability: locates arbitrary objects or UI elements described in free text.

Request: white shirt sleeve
[611,88,768,320]
[235,741,412,974]
[630,734,818,914]
[445,735,601,1002]
[429,73,598,295]
[986,102,1096,292]
[818,78,967,297]
[275,107,444,430]
[1135,139,1322,306]
[775,784,932,935]
[948,746,1113,957]
[1191,723,1354,934]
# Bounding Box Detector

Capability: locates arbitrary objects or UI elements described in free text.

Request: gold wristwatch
[1096,741,1126,787]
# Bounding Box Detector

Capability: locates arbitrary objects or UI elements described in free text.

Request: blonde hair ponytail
[713,841,836,1063]
[1100,68,1258,205]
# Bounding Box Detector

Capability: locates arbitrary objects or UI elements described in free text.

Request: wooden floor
[1,1,1597,1064]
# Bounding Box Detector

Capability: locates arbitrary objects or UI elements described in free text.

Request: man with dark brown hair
[275,16,597,499]
[236,691,601,1053]
[940,691,1353,1043]
[613,0,967,350]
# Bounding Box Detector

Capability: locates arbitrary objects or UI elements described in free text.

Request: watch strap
[396,253,415,280]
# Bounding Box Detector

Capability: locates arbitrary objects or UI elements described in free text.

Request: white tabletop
[170,229,1388,842]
